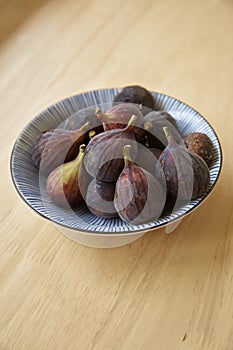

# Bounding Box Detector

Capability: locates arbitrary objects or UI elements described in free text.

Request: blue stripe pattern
[10,88,222,234]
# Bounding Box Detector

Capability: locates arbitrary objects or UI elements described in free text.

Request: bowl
[10,88,222,248]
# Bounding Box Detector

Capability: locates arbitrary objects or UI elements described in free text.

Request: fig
[32,122,90,175]
[114,145,166,225]
[84,115,138,182]
[95,103,146,144]
[63,108,104,134]
[184,132,214,166]
[150,148,162,159]
[76,129,97,199]
[46,144,86,208]
[113,85,155,110]
[85,179,118,218]
[144,111,182,149]
[95,179,116,202]
[135,145,161,174]
[156,127,210,200]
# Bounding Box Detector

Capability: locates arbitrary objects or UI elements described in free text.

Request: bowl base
[54,224,147,248]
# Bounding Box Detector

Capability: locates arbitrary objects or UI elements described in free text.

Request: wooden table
[0,0,232,349]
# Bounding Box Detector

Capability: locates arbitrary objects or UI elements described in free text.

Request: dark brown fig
[85,179,118,218]
[113,85,155,110]
[156,127,210,201]
[114,145,166,225]
[184,132,214,166]
[95,103,146,144]
[63,108,104,134]
[32,122,90,175]
[135,144,161,174]
[46,144,86,208]
[84,115,138,182]
[144,111,182,149]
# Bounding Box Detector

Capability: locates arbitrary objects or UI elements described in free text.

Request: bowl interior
[10,88,222,233]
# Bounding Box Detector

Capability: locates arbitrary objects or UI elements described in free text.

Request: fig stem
[95,107,110,123]
[163,126,176,144]
[89,130,96,139]
[79,144,86,153]
[72,144,86,166]
[144,121,152,131]
[80,121,90,131]
[127,115,137,127]
[123,145,133,165]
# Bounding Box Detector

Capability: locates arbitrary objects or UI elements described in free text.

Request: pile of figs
[31,85,214,225]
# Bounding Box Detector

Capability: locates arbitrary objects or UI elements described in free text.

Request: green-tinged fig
[84,115,138,182]
[156,127,210,200]
[114,145,166,225]
[95,103,146,144]
[113,85,156,110]
[46,144,86,208]
[144,111,182,149]
[184,132,214,166]
[85,179,118,218]
[32,122,90,175]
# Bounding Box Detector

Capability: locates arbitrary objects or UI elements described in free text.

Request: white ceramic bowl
[10,88,222,248]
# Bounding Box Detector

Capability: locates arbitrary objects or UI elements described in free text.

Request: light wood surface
[0,0,232,349]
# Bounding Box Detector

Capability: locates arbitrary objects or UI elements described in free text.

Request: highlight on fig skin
[46,144,86,208]
[113,85,155,110]
[114,144,166,225]
[156,127,210,201]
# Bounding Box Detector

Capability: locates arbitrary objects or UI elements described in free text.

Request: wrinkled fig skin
[113,85,156,110]
[32,122,89,175]
[86,179,118,219]
[84,116,138,182]
[135,145,161,174]
[46,145,86,208]
[156,128,210,200]
[96,103,147,144]
[184,132,214,166]
[114,145,166,225]
[144,111,182,149]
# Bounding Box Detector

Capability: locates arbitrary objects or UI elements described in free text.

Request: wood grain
[0,0,233,349]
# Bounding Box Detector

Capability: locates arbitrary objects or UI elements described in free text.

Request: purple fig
[114,145,166,225]
[144,111,182,149]
[63,108,104,134]
[84,115,138,182]
[135,145,161,174]
[32,122,90,175]
[85,179,118,219]
[156,127,210,200]
[95,103,146,144]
